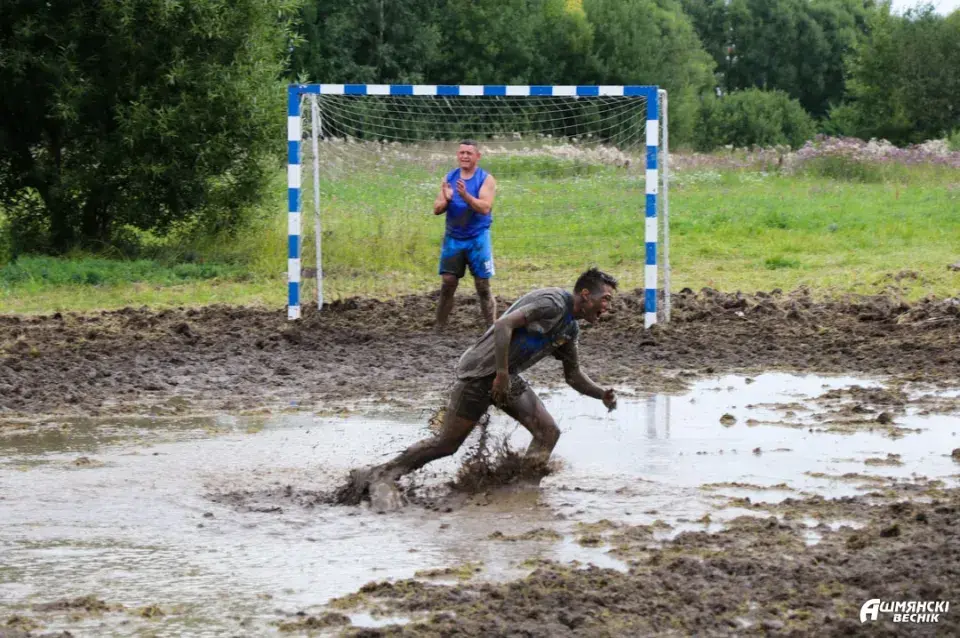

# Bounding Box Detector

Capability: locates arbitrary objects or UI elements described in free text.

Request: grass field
[2,150,958,314]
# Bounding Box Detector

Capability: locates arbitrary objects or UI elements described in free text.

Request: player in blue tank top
[432,140,498,330]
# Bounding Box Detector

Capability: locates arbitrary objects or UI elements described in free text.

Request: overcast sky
[890,0,959,14]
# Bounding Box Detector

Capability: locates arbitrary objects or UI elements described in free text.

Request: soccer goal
[286,84,670,327]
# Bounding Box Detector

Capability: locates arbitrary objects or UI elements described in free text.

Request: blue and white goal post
[286,84,671,328]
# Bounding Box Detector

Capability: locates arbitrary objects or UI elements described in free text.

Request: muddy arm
[561,344,604,400]
[494,309,528,374]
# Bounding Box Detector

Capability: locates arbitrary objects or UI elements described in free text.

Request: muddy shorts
[439,230,495,279]
[450,374,530,422]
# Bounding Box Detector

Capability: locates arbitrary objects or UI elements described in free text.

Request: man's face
[457,144,479,170]
[580,284,615,324]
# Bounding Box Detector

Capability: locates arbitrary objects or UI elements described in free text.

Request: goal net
[287,85,669,326]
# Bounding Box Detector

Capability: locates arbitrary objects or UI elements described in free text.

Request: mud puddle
[1,373,958,636]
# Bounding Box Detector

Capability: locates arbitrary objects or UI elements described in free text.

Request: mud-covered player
[342,267,620,508]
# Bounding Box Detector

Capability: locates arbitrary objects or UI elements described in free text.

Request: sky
[890,0,959,14]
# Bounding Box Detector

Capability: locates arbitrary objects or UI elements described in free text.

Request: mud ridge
[2,288,958,418]
[329,484,960,637]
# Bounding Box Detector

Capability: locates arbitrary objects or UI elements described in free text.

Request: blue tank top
[445,167,492,240]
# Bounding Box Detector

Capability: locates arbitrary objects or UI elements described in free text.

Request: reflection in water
[0,373,958,636]
[643,395,670,439]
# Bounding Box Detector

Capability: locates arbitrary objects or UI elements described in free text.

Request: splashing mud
[448,427,559,494]
[330,415,560,510]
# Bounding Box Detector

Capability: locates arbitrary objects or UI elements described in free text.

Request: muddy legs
[502,388,560,468]
[339,384,558,507]
[338,404,479,508]
[435,275,496,329]
[379,410,478,481]
[475,278,496,327]
[434,274,459,330]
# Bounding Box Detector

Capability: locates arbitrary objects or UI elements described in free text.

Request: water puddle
[348,612,411,628]
[1,373,957,635]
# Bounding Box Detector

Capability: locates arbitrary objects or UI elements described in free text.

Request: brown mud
[1,594,144,638]
[323,483,960,637]
[2,288,959,419]
[1,595,171,638]
[4,288,960,637]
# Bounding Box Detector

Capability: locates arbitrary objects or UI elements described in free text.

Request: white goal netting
[290,88,668,319]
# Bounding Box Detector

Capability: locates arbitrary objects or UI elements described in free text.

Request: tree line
[1,0,957,254]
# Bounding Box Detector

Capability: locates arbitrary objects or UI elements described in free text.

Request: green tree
[841,5,960,144]
[806,0,873,118]
[695,88,816,150]
[289,0,711,145]
[426,0,594,85]
[292,0,442,84]
[584,0,716,145]
[679,0,732,84]
[682,0,873,118]
[0,0,298,254]
[292,0,593,86]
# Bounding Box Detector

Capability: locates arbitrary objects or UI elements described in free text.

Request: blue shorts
[439,230,495,279]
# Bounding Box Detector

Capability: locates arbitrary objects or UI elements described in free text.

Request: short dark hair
[574,267,618,294]
[459,139,479,150]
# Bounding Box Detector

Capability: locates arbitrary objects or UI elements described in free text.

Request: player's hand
[492,371,511,406]
[456,178,467,198]
[602,388,617,412]
[442,180,454,201]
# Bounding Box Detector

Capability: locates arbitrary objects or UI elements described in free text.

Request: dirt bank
[2,288,958,418]
[321,483,960,637]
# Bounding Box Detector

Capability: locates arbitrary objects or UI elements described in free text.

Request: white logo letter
[861,599,881,623]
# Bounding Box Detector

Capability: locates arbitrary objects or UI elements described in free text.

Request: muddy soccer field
[1,288,959,636]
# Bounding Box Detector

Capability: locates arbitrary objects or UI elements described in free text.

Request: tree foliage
[0,0,299,253]
[682,0,873,118]
[583,0,715,144]
[292,0,715,145]
[840,5,960,144]
[695,88,816,151]
[291,0,442,84]
[3,0,956,256]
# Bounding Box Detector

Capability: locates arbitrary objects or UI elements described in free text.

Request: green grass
[2,159,959,314]
[0,256,248,287]
[480,155,609,179]
[763,256,801,270]
[669,170,959,295]
[799,156,959,184]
